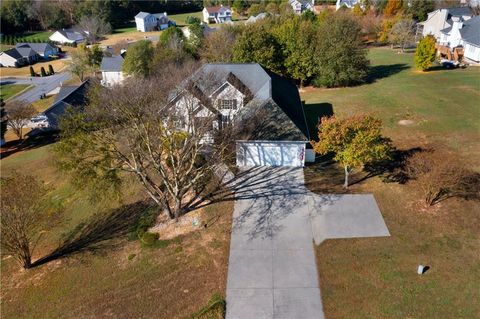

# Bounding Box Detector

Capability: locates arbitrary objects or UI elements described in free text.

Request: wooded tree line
[122,11,369,88]
[0,0,204,34]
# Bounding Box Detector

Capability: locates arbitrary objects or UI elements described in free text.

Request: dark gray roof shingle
[100,55,124,72]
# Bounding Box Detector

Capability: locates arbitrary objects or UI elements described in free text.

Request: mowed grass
[303,48,480,318]
[302,48,480,165]
[0,83,31,100]
[1,142,233,318]
[169,11,203,26]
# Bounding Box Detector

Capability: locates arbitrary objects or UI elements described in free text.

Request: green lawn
[0,83,31,100]
[303,47,480,318]
[10,31,54,43]
[169,11,203,26]
[302,48,480,165]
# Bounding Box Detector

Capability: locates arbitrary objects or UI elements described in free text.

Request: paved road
[1,72,71,103]
[225,167,390,319]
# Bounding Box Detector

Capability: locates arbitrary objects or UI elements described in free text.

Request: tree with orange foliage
[311,115,392,188]
[383,0,403,17]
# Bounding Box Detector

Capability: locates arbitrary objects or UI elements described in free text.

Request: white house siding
[213,84,244,118]
[203,8,212,24]
[101,71,125,87]
[49,32,74,44]
[136,16,157,32]
[464,43,480,63]
[0,53,18,67]
[236,141,306,167]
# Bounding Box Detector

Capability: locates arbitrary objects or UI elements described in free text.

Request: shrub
[140,232,159,246]
[29,66,35,77]
[415,35,436,71]
[185,16,201,25]
[40,67,47,77]
[127,253,136,260]
[405,150,476,206]
[48,64,54,74]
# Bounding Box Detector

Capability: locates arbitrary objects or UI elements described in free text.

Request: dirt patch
[150,210,203,240]
[398,119,415,126]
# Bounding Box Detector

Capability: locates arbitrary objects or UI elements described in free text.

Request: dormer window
[218,99,237,110]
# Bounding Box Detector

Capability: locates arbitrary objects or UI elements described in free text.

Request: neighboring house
[418,7,473,41]
[15,43,59,58]
[246,12,268,24]
[336,0,360,10]
[289,0,315,14]
[49,29,87,44]
[171,63,314,167]
[100,54,125,87]
[135,11,172,32]
[439,16,480,63]
[0,47,38,67]
[40,81,90,130]
[203,5,232,24]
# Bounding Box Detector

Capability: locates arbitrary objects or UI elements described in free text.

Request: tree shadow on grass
[367,64,409,83]
[302,102,333,141]
[0,131,58,159]
[31,201,156,268]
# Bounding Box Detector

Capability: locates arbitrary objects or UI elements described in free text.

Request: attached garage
[237,141,306,167]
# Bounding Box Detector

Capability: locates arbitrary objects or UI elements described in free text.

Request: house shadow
[31,201,156,268]
[367,64,409,83]
[0,131,59,159]
[302,102,334,141]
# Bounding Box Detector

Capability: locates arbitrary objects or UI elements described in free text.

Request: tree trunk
[173,198,181,222]
[344,166,350,189]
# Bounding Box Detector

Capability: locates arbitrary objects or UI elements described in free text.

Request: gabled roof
[135,12,152,19]
[445,6,473,18]
[205,5,231,13]
[1,48,23,60]
[45,81,90,128]
[15,43,57,55]
[53,29,87,42]
[14,46,37,58]
[460,16,480,46]
[100,55,124,72]
[187,63,309,141]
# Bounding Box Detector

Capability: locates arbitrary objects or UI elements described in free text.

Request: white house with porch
[203,5,232,24]
[135,11,172,32]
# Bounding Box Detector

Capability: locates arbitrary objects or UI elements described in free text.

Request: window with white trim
[217,99,237,110]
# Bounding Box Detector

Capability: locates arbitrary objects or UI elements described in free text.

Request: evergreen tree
[40,67,47,77]
[48,64,54,75]
[29,66,35,77]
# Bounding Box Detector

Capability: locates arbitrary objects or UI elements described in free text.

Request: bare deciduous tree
[5,100,37,140]
[78,15,112,44]
[405,150,476,206]
[55,62,233,221]
[199,28,236,62]
[1,173,48,268]
[389,18,416,52]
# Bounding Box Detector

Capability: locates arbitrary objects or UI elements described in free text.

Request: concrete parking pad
[225,167,390,319]
[310,194,390,245]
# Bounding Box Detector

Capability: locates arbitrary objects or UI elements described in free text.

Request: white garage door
[237,141,306,167]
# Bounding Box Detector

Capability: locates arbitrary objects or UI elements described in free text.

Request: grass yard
[13,31,54,43]
[0,83,31,100]
[302,47,480,318]
[1,141,233,318]
[169,11,203,26]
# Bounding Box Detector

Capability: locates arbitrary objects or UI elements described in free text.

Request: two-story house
[418,7,473,41]
[203,5,232,24]
[289,0,315,14]
[100,53,126,87]
[170,63,315,167]
[439,16,480,63]
[135,12,172,32]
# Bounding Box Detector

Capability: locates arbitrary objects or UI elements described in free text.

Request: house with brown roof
[202,5,232,24]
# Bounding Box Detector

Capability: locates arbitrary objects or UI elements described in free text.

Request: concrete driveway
[225,167,390,319]
[1,72,71,103]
